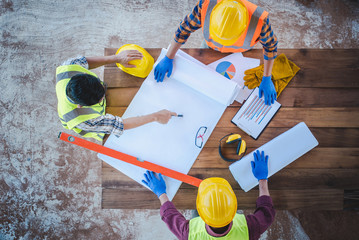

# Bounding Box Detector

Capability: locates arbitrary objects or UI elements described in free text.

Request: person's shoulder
[257,195,273,206]
[61,56,88,69]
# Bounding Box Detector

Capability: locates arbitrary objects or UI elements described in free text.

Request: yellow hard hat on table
[209,0,248,46]
[196,177,237,228]
[116,44,154,78]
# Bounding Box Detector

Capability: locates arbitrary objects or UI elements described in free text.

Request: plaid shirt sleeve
[61,55,89,69]
[174,0,203,44]
[259,17,278,60]
[76,114,124,138]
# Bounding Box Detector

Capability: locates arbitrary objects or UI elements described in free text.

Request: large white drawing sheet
[99,49,239,200]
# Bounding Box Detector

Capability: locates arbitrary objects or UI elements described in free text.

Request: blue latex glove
[251,150,269,181]
[142,170,167,197]
[154,56,173,82]
[259,76,277,105]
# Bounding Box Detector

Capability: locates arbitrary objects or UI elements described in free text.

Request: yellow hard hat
[209,0,248,46]
[116,44,154,78]
[196,177,237,228]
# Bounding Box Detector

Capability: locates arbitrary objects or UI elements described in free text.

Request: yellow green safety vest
[56,64,106,141]
[189,214,249,240]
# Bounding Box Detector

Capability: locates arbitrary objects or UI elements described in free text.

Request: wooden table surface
[102,48,359,210]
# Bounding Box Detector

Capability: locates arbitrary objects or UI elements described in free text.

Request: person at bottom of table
[142,150,275,240]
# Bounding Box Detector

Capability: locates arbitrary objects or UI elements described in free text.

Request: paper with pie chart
[208,52,261,103]
[216,61,236,80]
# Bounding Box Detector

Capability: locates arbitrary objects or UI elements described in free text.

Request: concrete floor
[1,0,358,239]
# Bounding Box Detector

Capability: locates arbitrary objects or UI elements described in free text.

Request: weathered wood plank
[100,110,359,148]
[104,83,359,108]
[208,127,359,148]
[231,87,359,108]
[276,88,359,107]
[104,69,145,88]
[101,148,359,173]
[192,148,359,169]
[172,188,343,211]
[269,49,359,88]
[105,107,127,117]
[102,188,343,210]
[103,105,359,128]
[219,107,359,128]
[102,162,359,190]
[105,48,359,88]
[105,88,138,107]
[187,168,359,190]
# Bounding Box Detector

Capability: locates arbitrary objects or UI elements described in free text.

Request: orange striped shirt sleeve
[174,1,203,44]
[259,16,278,60]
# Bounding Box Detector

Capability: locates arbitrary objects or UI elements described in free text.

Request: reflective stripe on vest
[56,71,85,83]
[188,214,249,240]
[56,64,106,141]
[202,0,267,52]
[72,128,104,141]
[62,107,104,123]
[242,7,264,48]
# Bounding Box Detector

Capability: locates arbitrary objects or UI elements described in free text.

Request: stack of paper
[207,52,260,103]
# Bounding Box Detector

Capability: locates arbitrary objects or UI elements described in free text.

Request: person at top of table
[154,0,278,106]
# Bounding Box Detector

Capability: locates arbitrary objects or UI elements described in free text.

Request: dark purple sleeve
[160,201,190,240]
[245,195,276,240]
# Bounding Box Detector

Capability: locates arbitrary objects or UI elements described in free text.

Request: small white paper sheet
[232,88,281,139]
[229,122,319,192]
[99,49,239,200]
[207,52,260,103]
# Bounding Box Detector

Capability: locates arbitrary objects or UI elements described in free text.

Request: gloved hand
[154,56,173,82]
[259,76,277,105]
[142,170,167,197]
[251,150,269,181]
[243,54,300,99]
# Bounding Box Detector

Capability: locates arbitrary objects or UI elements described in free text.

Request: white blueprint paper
[99,49,239,200]
[207,52,260,103]
[229,122,318,192]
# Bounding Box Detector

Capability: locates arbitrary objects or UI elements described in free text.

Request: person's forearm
[76,114,124,137]
[263,58,274,77]
[166,40,182,59]
[259,179,270,196]
[86,55,117,69]
[159,193,170,205]
[122,114,156,130]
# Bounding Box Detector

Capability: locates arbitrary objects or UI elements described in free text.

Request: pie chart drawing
[215,61,236,80]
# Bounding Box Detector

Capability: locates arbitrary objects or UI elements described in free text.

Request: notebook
[231,87,281,139]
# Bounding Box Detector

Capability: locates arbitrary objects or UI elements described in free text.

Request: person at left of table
[56,50,177,142]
